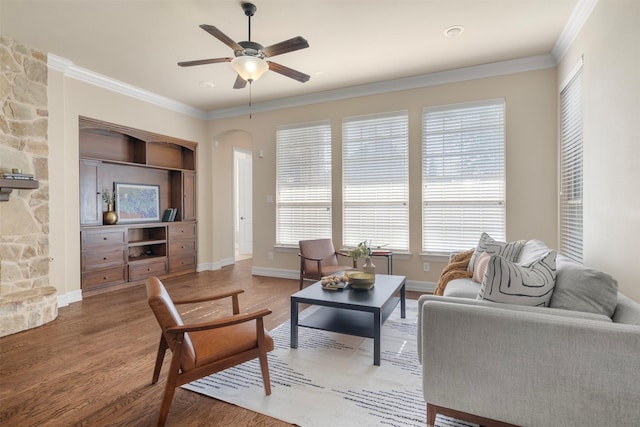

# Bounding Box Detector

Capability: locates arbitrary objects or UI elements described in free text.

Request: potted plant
[347,241,375,274]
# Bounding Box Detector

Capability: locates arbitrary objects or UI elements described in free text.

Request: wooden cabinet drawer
[169,222,196,239]
[82,266,127,289]
[169,239,196,256]
[82,228,126,249]
[82,248,127,270]
[169,254,196,273]
[128,258,168,281]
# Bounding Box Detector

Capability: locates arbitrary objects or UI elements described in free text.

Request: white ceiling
[1,0,579,115]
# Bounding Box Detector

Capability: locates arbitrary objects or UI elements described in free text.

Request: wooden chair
[298,238,357,289]
[146,277,274,426]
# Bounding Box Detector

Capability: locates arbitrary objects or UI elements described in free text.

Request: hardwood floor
[0,260,422,426]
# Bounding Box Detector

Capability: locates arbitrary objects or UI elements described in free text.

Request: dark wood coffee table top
[290,274,406,365]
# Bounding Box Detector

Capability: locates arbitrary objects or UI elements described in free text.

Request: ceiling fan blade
[199,24,243,51]
[267,61,310,83]
[233,74,248,89]
[177,57,232,67]
[262,36,309,57]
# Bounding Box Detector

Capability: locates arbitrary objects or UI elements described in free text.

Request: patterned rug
[183,299,475,427]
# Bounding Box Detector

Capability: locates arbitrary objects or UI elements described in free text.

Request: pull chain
[249,82,253,119]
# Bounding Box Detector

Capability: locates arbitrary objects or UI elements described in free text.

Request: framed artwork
[115,183,161,223]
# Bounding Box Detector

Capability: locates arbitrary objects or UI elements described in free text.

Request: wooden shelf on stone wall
[0,178,40,201]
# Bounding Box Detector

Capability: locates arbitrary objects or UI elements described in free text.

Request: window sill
[420,252,451,263]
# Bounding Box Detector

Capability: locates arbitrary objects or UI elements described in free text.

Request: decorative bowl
[347,272,375,290]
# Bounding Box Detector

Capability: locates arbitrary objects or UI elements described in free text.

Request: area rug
[183,299,476,427]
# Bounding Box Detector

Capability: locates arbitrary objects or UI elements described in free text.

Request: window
[422,99,506,253]
[276,121,332,246]
[559,62,583,263]
[342,111,409,250]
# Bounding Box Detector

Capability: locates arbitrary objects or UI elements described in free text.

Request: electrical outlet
[423,262,430,272]
[267,251,274,261]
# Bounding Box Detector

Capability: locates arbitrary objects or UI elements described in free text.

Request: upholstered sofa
[418,238,640,426]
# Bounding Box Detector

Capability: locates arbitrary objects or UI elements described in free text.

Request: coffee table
[290,274,406,366]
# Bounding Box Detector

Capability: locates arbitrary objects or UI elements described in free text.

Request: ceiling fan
[178,2,310,89]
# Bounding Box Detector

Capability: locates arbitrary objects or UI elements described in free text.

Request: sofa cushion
[477,251,557,307]
[550,256,618,318]
[442,278,480,299]
[468,232,526,273]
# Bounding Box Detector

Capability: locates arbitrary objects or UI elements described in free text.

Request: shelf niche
[79,117,196,171]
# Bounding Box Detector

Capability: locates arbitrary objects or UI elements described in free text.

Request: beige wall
[210,68,558,285]
[204,128,253,267]
[13,1,637,303]
[558,0,640,302]
[47,72,209,300]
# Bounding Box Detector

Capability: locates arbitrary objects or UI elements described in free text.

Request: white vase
[362,257,376,274]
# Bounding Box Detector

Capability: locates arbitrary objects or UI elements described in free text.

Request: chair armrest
[173,289,244,305]
[336,251,357,268]
[298,253,323,262]
[166,308,273,334]
[420,300,640,426]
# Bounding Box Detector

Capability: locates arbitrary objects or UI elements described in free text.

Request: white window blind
[422,99,505,253]
[276,121,332,246]
[342,111,409,250]
[559,64,583,263]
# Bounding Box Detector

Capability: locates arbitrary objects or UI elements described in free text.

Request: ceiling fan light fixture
[231,55,269,83]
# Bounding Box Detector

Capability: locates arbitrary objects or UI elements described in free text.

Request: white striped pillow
[477,251,557,307]
[467,233,526,273]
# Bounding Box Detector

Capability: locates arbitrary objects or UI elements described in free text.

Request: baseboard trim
[57,289,83,307]
[252,266,299,281]
[197,257,235,272]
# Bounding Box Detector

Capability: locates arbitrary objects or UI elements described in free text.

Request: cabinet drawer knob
[103,237,108,240]
[103,276,108,280]
[103,257,108,260]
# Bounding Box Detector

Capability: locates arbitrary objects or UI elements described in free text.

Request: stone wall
[0,36,57,336]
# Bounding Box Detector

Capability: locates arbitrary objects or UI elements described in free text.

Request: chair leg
[152,335,169,384]
[427,403,437,426]
[258,350,272,395]
[299,257,305,289]
[157,374,178,427]
[156,337,184,427]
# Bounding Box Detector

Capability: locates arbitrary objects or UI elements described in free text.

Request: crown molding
[47,53,208,120]
[552,0,598,62]
[207,54,557,119]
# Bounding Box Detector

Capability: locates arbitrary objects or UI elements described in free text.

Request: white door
[238,156,253,255]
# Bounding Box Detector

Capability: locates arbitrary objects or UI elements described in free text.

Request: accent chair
[298,238,357,289]
[146,276,274,426]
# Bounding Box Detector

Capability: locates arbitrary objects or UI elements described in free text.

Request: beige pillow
[472,252,491,283]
